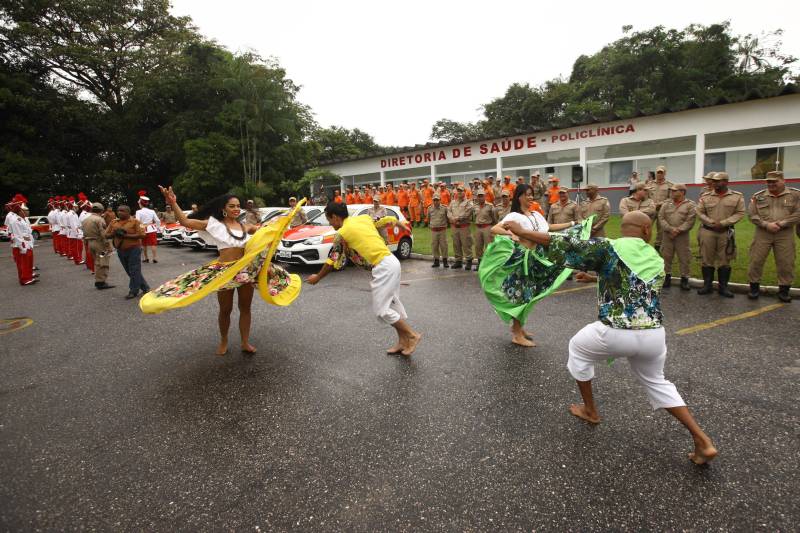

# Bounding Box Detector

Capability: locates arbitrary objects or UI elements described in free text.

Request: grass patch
[410,216,799,287]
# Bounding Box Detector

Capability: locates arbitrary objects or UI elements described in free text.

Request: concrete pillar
[496,156,502,180]
[380,170,386,186]
[694,134,705,183]
[431,164,437,184]
[579,146,587,187]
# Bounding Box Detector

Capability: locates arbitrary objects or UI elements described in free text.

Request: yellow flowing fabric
[139,200,305,314]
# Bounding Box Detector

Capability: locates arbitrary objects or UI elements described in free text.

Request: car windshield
[306,207,362,226]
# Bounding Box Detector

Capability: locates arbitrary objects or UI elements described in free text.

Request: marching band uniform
[6,194,36,285]
[135,190,160,262]
[47,199,60,255]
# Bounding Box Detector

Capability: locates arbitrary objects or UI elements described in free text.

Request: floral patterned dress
[478,217,593,325]
[140,203,304,315]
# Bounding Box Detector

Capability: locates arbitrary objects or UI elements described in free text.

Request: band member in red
[6,194,36,285]
[66,196,84,265]
[135,190,161,263]
[46,198,59,254]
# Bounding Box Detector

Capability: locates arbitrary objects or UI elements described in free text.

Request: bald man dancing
[502,211,717,465]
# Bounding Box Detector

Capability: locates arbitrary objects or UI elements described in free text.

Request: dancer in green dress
[478,184,592,347]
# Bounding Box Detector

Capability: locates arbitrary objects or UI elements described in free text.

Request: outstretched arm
[158,185,208,231]
[306,263,333,285]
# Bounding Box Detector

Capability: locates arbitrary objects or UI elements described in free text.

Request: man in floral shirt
[502,211,718,465]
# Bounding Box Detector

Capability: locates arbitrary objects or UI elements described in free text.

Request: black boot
[450,261,463,269]
[697,266,714,295]
[464,260,473,271]
[442,258,449,268]
[777,285,792,303]
[663,274,672,288]
[473,259,480,271]
[431,259,440,268]
[95,282,115,290]
[748,282,760,300]
[717,267,734,298]
[680,277,690,291]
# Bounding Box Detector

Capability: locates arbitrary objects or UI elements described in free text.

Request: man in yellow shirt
[306,202,422,357]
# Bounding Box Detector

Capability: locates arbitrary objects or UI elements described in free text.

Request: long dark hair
[510,184,530,214]
[189,194,239,220]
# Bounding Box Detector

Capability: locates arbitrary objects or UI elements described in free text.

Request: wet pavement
[1,243,798,530]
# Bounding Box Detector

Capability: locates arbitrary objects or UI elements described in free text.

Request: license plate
[278,250,291,259]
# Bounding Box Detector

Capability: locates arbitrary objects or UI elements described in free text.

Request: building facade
[317,91,800,209]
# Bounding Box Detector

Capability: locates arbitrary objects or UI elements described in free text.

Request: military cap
[710,172,729,181]
[765,171,784,181]
[656,165,667,173]
[669,183,687,191]
[433,194,441,200]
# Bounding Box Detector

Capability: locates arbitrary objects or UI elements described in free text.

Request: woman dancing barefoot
[145,186,301,356]
[479,184,589,347]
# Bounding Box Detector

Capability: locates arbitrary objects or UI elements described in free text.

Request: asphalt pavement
[1,242,798,530]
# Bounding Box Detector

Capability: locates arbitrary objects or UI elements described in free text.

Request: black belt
[702,225,726,233]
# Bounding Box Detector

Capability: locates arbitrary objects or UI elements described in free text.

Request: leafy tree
[0,0,195,112]
[429,118,484,143]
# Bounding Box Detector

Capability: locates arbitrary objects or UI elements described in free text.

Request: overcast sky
[170,0,799,147]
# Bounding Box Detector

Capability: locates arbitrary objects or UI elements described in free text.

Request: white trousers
[370,254,407,325]
[567,321,685,410]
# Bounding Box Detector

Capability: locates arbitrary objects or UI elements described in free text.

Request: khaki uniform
[494,203,511,222]
[747,188,800,286]
[619,196,657,220]
[547,200,581,225]
[81,213,110,283]
[648,180,674,247]
[428,204,449,260]
[658,199,697,277]
[244,209,260,225]
[492,184,503,206]
[696,190,746,267]
[447,198,475,262]
[368,206,389,242]
[579,196,610,237]
[290,209,307,228]
[530,180,546,205]
[473,202,497,259]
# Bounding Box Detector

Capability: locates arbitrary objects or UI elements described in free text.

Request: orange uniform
[464,187,473,200]
[397,189,409,208]
[346,193,356,204]
[547,186,560,205]
[502,182,516,198]
[422,185,434,223]
[364,192,373,204]
[528,201,544,215]
[354,192,363,204]
[483,182,495,204]
[385,189,397,205]
[334,194,343,204]
[408,186,422,223]
[439,187,451,206]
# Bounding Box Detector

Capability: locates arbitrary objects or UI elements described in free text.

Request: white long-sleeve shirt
[7,212,33,253]
[58,210,69,235]
[48,209,61,231]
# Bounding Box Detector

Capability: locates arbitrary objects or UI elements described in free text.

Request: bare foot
[387,342,404,355]
[688,441,718,465]
[400,332,422,357]
[241,343,257,354]
[215,341,228,356]
[569,403,600,424]
[521,328,534,340]
[511,333,535,347]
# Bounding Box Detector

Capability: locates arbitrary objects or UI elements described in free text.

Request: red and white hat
[78,192,91,208]
[5,193,28,210]
[138,189,150,206]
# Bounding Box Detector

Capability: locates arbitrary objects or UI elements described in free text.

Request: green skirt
[477,218,593,325]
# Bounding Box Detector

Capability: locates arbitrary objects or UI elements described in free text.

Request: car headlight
[303,236,323,245]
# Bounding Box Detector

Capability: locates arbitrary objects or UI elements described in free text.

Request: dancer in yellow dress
[140,186,302,356]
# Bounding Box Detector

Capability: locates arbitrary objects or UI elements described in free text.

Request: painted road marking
[0,317,34,335]
[676,303,786,336]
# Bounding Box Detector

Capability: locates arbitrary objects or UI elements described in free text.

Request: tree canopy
[431,23,798,142]
[0,1,385,209]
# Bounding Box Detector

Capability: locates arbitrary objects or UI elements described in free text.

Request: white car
[260,205,323,224]
[275,204,414,266]
[181,228,217,250]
